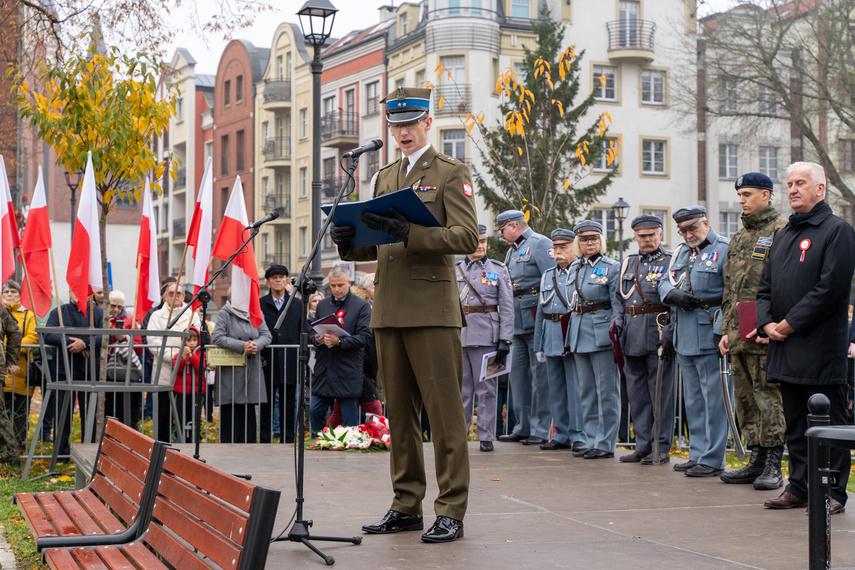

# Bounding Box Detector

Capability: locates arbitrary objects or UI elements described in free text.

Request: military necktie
[398,157,409,188]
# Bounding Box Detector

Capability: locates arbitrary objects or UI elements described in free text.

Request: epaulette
[488,258,506,268]
[378,160,398,174]
[436,153,460,165]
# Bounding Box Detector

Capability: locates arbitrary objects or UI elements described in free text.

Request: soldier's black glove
[713,333,723,357]
[660,334,676,361]
[494,340,511,367]
[664,289,699,311]
[330,224,356,251]
[361,208,410,244]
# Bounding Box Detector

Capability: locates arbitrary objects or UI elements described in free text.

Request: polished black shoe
[641,452,670,465]
[479,441,494,452]
[685,463,724,477]
[497,433,529,443]
[619,450,648,463]
[583,449,615,459]
[362,510,424,534]
[522,436,547,446]
[570,441,587,452]
[421,516,464,543]
[572,447,589,457]
[673,459,696,472]
[540,440,571,450]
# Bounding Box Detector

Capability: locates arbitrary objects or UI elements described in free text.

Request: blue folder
[320,188,442,247]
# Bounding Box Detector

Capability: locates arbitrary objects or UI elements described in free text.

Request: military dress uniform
[534,228,585,449]
[499,211,555,442]
[615,215,676,463]
[564,220,621,457]
[339,88,478,529]
[457,245,514,446]
[659,206,730,475]
[0,306,22,464]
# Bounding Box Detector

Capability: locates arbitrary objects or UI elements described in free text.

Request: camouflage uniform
[721,204,786,448]
[0,306,22,464]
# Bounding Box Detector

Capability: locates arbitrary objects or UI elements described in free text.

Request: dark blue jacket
[44,301,104,382]
[310,293,372,399]
[260,293,303,386]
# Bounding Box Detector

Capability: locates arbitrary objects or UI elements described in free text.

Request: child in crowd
[173,326,204,441]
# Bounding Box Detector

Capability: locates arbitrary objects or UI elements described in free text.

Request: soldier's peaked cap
[382,87,431,124]
[551,228,575,244]
[573,220,603,237]
[735,172,774,193]
[673,205,707,229]
[631,214,663,230]
[478,224,488,239]
[496,210,526,225]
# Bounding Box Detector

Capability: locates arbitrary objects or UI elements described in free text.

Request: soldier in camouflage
[0,304,23,466]
[718,173,787,490]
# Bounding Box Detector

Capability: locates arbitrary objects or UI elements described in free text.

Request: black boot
[719,446,766,484]
[753,446,784,490]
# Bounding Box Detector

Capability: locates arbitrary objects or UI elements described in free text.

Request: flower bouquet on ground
[310,413,391,451]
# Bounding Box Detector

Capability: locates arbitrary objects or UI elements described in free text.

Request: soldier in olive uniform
[718,173,786,489]
[331,87,478,543]
[659,206,730,477]
[457,225,514,452]
[534,228,586,451]
[614,214,675,465]
[495,210,555,446]
[0,305,22,465]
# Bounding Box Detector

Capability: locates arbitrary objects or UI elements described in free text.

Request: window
[277,55,283,80]
[759,84,776,116]
[719,144,738,179]
[759,146,778,180]
[399,14,408,35]
[618,0,640,47]
[511,0,530,19]
[441,129,466,161]
[235,76,243,104]
[323,157,336,182]
[262,177,269,197]
[642,139,666,175]
[366,81,379,115]
[840,139,855,173]
[593,137,617,171]
[593,65,617,102]
[643,208,669,246]
[721,78,738,113]
[592,207,617,239]
[224,80,231,107]
[440,55,466,110]
[276,173,283,196]
[641,69,665,105]
[719,211,740,239]
[344,89,356,131]
[299,227,308,258]
[175,98,184,123]
[514,61,528,84]
[365,151,379,179]
[323,96,335,117]
[236,130,245,172]
[449,0,460,14]
[395,77,405,91]
[262,234,269,259]
[286,52,292,79]
[220,135,229,175]
[472,0,482,15]
[415,69,425,89]
[221,187,229,216]
[300,167,308,198]
[300,109,308,139]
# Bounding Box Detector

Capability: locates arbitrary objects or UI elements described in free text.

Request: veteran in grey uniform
[534,228,586,451]
[659,206,730,477]
[564,220,621,459]
[615,214,676,465]
[457,225,514,452]
[495,210,555,446]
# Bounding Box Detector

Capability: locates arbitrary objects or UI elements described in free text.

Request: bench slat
[150,496,242,569]
[163,451,255,512]
[45,547,79,570]
[95,455,144,509]
[89,477,136,528]
[145,522,223,570]
[54,493,109,536]
[98,438,149,485]
[120,541,167,570]
[70,547,109,570]
[104,421,155,462]
[36,493,81,537]
[90,545,136,570]
[158,474,249,544]
[70,490,125,534]
[15,492,58,538]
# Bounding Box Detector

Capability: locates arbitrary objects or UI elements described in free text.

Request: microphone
[342,139,383,158]
[245,211,280,229]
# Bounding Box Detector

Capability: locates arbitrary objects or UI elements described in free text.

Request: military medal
[706,260,712,266]
[799,238,811,262]
[481,272,487,284]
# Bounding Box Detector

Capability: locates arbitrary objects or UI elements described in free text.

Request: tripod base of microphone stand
[271,519,362,566]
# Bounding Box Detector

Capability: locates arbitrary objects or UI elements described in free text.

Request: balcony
[605,20,656,63]
[262,193,291,218]
[262,79,291,109]
[263,252,291,268]
[434,84,472,115]
[321,177,360,205]
[173,217,186,239]
[174,166,186,190]
[262,136,291,163]
[320,111,359,148]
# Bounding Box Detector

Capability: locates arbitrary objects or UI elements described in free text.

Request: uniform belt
[626,304,668,315]
[513,286,540,298]
[544,312,567,322]
[693,298,723,310]
[462,304,499,314]
[575,301,611,315]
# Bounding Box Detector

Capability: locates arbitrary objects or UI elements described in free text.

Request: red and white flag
[211,176,262,327]
[0,156,19,283]
[66,151,103,312]
[187,156,213,310]
[19,166,53,317]
[135,178,160,323]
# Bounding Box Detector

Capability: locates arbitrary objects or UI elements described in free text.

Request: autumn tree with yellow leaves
[442,11,618,237]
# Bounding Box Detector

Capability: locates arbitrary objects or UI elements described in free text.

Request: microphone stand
[270,156,362,565]
[168,226,260,466]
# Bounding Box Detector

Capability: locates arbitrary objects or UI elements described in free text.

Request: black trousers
[260,383,296,443]
[220,403,257,443]
[780,382,851,504]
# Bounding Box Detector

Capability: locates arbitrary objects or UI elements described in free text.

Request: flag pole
[132,253,143,325]
[166,242,189,325]
[48,247,63,327]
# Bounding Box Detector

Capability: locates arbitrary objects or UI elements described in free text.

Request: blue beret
[382,87,431,124]
[496,210,526,224]
[673,205,707,228]
[630,214,663,230]
[551,228,575,243]
[735,172,773,192]
[573,220,604,236]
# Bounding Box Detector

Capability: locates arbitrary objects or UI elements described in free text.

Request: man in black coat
[259,265,303,444]
[309,265,372,435]
[757,161,855,514]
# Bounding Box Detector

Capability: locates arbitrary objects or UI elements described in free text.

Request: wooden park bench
[42,447,282,570]
[14,418,167,552]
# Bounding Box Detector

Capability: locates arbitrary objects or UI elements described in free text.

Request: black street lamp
[612,196,630,263]
[64,170,83,239]
[298,0,337,285]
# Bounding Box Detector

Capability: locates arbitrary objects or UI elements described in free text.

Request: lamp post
[64,170,83,240]
[298,0,338,285]
[612,196,630,264]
